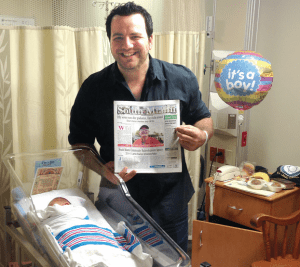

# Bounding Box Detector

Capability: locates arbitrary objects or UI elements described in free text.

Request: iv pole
[236,0,261,167]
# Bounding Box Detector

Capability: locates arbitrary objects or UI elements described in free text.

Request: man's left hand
[176,125,207,151]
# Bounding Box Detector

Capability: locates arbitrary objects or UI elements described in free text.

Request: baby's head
[48,197,71,207]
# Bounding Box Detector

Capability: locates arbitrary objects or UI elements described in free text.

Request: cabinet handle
[228,205,243,211]
[200,230,203,247]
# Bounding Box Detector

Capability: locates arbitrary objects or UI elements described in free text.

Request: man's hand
[176,125,207,151]
[105,161,137,182]
[119,166,137,182]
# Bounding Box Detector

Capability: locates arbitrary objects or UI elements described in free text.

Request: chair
[250,209,300,266]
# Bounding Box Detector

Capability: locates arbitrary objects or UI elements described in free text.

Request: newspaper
[114,100,182,173]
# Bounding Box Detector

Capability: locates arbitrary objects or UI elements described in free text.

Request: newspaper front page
[114,100,182,173]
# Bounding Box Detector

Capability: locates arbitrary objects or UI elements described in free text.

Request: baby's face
[48,197,71,207]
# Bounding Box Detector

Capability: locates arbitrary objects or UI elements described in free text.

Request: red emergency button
[241,131,247,147]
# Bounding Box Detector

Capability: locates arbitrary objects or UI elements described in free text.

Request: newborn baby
[37,196,89,226]
[37,196,153,267]
[48,197,71,206]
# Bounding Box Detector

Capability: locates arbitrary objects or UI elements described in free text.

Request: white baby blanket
[28,189,153,267]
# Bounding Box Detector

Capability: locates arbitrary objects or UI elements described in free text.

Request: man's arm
[175,117,214,151]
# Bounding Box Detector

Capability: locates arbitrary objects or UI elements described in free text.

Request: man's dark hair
[139,125,149,130]
[106,2,153,40]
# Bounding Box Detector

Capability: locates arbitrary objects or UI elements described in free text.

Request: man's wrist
[202,130,208,147]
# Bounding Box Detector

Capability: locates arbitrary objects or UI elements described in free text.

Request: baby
[48,197,71,207]
[36,196,89,224]
[39,196,153,267]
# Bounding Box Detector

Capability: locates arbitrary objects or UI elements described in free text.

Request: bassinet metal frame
[4,206,51,267]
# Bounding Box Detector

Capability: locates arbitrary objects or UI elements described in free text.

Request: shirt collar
[110,55,166,84]
[148,55,166,81]
[111,62,125,85]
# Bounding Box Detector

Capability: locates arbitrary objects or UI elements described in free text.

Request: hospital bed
[3,146,191,267]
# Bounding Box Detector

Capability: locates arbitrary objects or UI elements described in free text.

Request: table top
[205,177,300,202]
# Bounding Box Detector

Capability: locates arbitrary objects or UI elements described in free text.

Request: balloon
[214,50,273,111]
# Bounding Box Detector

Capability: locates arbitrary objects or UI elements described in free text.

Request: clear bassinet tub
[3,146,191,267]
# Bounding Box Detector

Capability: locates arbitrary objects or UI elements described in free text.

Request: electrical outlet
[210,147,217,161]
[217,148,225,164]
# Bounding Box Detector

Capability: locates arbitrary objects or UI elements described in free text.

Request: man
[133,125,163,147]
[69,2,213,252]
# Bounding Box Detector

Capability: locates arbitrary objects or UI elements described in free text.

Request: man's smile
[121,52,138,57]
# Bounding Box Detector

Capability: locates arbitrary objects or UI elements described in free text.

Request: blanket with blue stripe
[55,223,141,253]
[134,224,163,247]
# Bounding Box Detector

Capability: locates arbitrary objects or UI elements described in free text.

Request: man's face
[139,127,149,137]
[110,14,153,73]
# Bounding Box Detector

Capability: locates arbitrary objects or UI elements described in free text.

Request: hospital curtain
[151,31,206,238]
[0,26,113,264]
[9,26,115,154]
[0,30,13,267]
[0,26,206,263]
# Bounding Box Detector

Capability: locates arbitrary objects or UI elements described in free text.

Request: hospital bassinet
[3,146,191,267]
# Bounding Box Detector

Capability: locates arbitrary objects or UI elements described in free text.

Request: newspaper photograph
[114,100,182,173]
[31,166,64,195]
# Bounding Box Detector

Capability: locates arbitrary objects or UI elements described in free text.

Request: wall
[0,0,166,30]
[248,0,300,172]
[0,0,52,26]
[205,0,248,175]
[207,0,300,174]
[214,0,247,51]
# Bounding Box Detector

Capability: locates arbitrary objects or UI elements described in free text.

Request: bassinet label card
[31,166,64,195]
[34,158,62,175]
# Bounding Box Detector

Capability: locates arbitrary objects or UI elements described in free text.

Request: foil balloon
[214,50,273,111]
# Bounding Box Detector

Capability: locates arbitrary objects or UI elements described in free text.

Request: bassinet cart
[3,146,191,267]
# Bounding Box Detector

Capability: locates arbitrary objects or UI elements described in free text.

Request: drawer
[213,187,270,229]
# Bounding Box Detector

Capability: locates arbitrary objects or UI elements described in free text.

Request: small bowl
[247,179,266,190]
[266,181,285,192]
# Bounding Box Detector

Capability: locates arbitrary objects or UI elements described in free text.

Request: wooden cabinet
[191,220,265,267]
[205,177,300,230]
[190,178,300,266]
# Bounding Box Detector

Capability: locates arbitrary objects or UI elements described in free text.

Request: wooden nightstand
[191,178,300,267]
[204,177,300,230]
